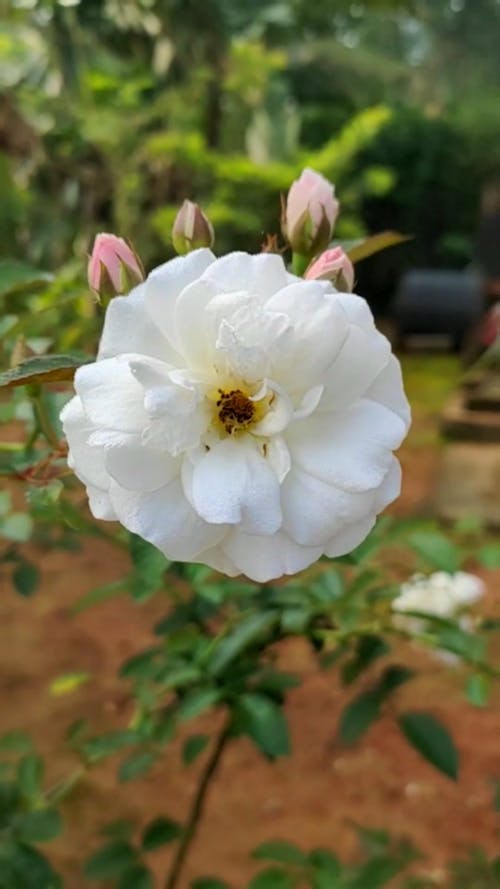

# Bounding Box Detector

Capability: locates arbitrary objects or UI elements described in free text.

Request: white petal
[286,400,407,493]
[266,282,349,394]
[185,438,282,535]
[319,320,391,412]
[324,515,376,558]
[252,385,293,436]
[129,356,198,417]
[364,356,411,428]
[87,486,117,520]
[60,396,109,490]
[173,277,220,369]
[222,529,322,582]
[375,458,402,511]
[264,435,291,483]
[208,292,290,382]
[281,467,374,546]
[333,292,377,330]
[195,546,240,577]
[293,384,324,420]
[98,283,171,362]
[109,477,226,561]
[105,443,178,492]
[74,356,148,433]
[201,251,292,298]
[144,249,215,353]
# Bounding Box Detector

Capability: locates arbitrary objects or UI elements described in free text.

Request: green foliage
[0,744,63,887]
[141,817,183,850]
[407,531,460,573]
[398,712,459,780]
[338,666,414,745]
[235,693,291,760]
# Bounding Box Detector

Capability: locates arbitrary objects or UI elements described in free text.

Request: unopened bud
[305,246,354,292]
[87,233,144,303]
[172,200,214,255]
[283,168,339,258]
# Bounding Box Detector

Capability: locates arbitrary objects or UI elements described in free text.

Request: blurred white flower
[393,571,484,621]
[61,249,410,582]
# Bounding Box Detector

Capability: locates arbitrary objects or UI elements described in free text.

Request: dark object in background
[476,181,500,301]
[392,269,483,352]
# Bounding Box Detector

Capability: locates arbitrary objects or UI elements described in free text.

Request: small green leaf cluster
[0,733,63,888]
[192,827,419,889]
[84,815,183,888]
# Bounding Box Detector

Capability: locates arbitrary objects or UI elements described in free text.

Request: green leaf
[237,694,290,759]
[0,732,32,754]
[15,808,62,843]
[118,751,156,783]
[436,626,485,663]
[341,635,390,685]
[309,849,342,889]
[17,754,43,800]
[466,673,490,708]
[129,534,170,601]
[378,665,414,694]
[347,231,410,263]
[85,841,137,879]
[1,843,62,889]
[0,354,88,390]
[12,559,39,597]
[72,579,128,614]
[118,864,153,889]
[208,612,278,676]
[0,261,52,298]
[408,531,460,572]
[309,849,341,871]
[182,734,209,765]
[280,607,311,634]
[85,840,137,880]
[248,869,295,889]
[253,840,306,865]
[398,711,458,779]
[478,543,500,569]
[338,690,381,745]
[177,688,222,721]
[142,816,182,850]
[49,671,90,697]
[350,856,403,889]
[0,782,20,823]
[83,730,140,762]
[1,513,33,543]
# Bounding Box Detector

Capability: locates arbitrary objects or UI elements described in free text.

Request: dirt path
[1,354,499,887]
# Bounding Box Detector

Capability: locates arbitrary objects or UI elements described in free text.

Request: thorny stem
[165,723,231,889]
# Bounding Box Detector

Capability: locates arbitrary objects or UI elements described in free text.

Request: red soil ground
[0,355,499,887]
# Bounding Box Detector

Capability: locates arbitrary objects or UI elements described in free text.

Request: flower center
[216,388,255,435]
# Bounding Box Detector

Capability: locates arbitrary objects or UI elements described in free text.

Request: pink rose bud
[283,168,339,257]
[172,200,214,255]
[305,246,354,292]
[87,233,144,302]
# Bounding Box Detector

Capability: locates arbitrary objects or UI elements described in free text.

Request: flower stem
[164,723,230,889]
[291,252,309,276]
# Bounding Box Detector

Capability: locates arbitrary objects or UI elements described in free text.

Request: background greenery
[3,0,500,313]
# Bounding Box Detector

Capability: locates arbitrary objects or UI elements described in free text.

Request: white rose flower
[392,571,485,632]
[61,249,410,582]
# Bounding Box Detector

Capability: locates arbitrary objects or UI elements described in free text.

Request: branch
[164,722,230,889]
